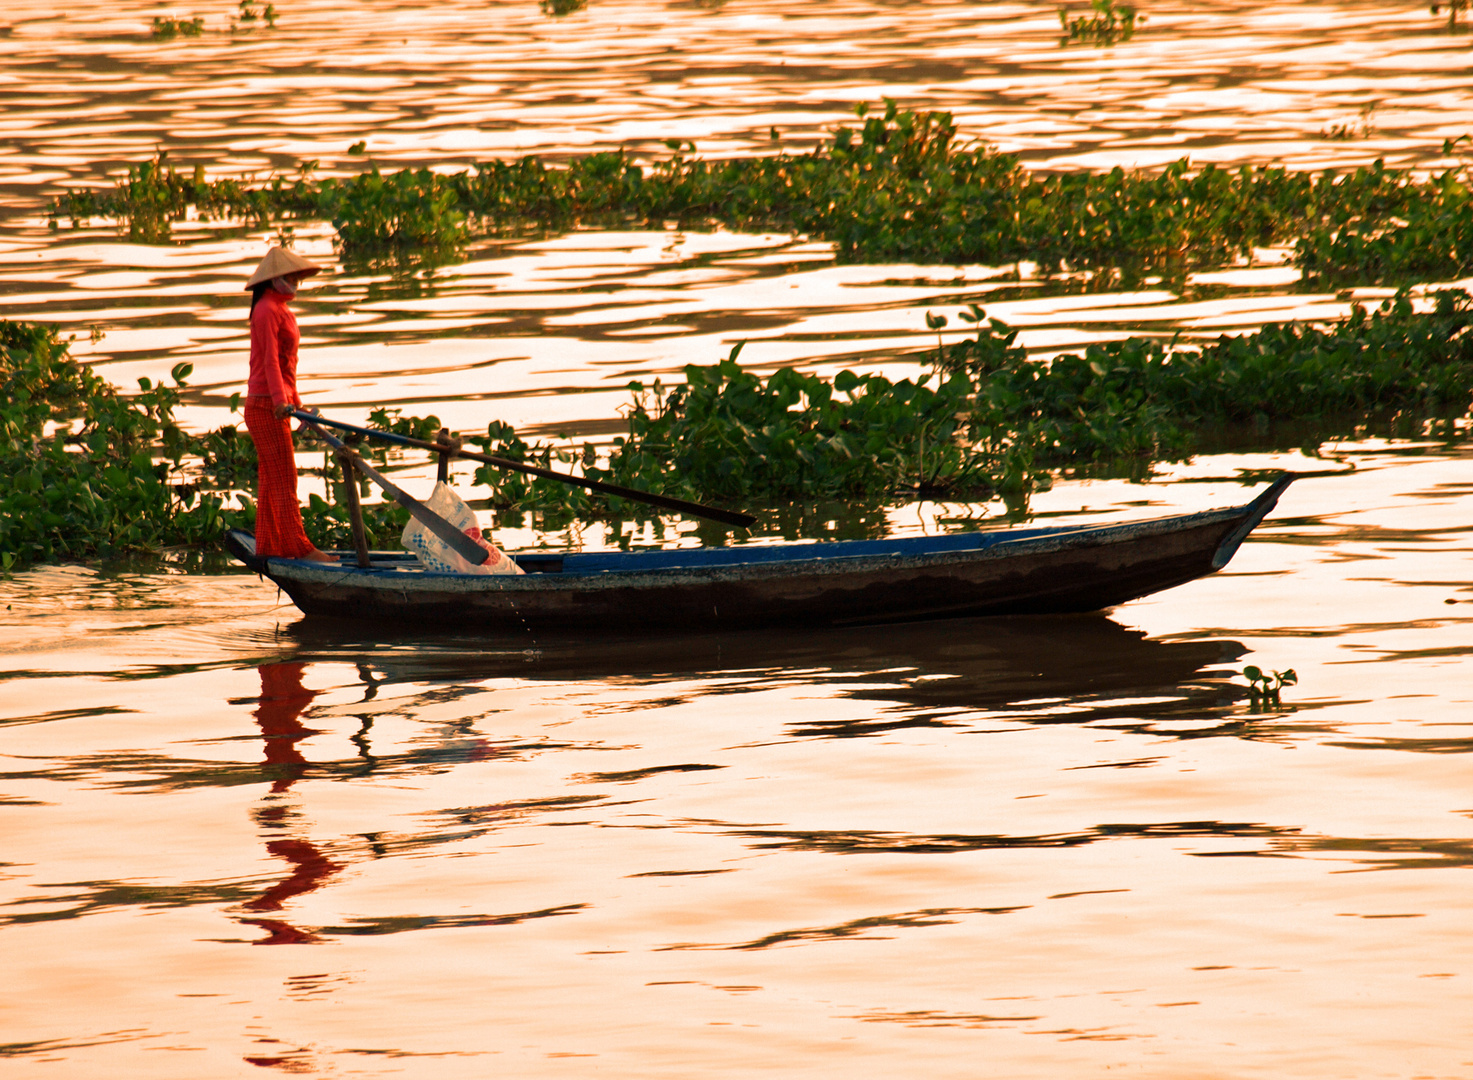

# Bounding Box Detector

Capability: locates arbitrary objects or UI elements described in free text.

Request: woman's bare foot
[302,548,340,564]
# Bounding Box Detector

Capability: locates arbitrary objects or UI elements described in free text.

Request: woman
[243,245,337,563]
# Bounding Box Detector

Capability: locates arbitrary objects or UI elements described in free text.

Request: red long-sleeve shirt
[247,289,301,409]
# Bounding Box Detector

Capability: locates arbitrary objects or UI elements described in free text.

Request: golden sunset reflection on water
[3,1,1473,1075]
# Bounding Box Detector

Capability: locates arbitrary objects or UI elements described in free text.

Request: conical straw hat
[244,246,323,289]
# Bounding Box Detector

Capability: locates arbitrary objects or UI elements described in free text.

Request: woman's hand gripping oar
[292,411,757,529]
[296,415,491,567]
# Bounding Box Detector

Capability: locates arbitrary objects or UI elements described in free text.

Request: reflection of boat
[274,612,1250,739]
[292,610,1246,716]
[225,475,1293,632]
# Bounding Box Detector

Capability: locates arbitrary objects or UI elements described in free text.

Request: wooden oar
[292,410,757,528]
[297,415,491,566]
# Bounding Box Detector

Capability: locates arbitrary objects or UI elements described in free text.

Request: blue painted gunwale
[289,520,1103,577]
[243,482,1280,585]
[249,512,1208,581]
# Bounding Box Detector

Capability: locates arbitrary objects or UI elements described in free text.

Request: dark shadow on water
[727,819,1297,857]
[0,616,1285,809]
[275,612,1252,739]
[3,621,1454,940]
[315,904,589,936]
[659,904,1029,952]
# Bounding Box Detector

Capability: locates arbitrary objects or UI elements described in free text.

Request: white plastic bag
[401,482,524,576]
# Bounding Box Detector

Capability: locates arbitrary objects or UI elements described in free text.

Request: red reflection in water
[240,663,344,945]
[240,917,322,947]
[244,838,342,914]
[253,661,320,794]
[243,1050,314,1071]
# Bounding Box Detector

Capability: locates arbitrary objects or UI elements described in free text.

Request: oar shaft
[293,411,756,528]
[299,417,490,566]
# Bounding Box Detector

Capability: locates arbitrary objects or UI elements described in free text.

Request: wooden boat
[223,474,1294,631]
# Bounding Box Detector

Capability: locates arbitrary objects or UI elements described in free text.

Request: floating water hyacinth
[5,288,1472,564]
[1243,665,1298,711]
[1058,0,1143,45]
[45,105,1473,287]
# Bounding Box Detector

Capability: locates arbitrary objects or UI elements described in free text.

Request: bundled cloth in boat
[400,482,524,576]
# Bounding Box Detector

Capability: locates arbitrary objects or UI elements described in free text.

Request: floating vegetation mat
[5,286,1471,566]
[48,105,1473,288]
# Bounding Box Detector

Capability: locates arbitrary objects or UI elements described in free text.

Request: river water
[3,2,1473,1076]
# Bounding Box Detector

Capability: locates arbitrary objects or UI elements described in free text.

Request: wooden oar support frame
[292,410,757,529]
[433,428,461,485]
[334,448,373,568]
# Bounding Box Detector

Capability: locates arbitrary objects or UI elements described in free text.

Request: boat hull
[225,476,1293,632]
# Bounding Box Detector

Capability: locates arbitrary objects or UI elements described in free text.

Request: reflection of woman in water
[242,661,342,945]
[252,660,319,794]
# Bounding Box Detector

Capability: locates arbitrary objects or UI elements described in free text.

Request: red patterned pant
[244,397,314,558]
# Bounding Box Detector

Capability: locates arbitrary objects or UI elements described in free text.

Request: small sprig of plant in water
[1242,665,1298,711]
[1430,0,1468,31]
[233,0,278,29]
[1058,0,1143,44]
[1322,102,1378,141]
[151,15,205,39]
